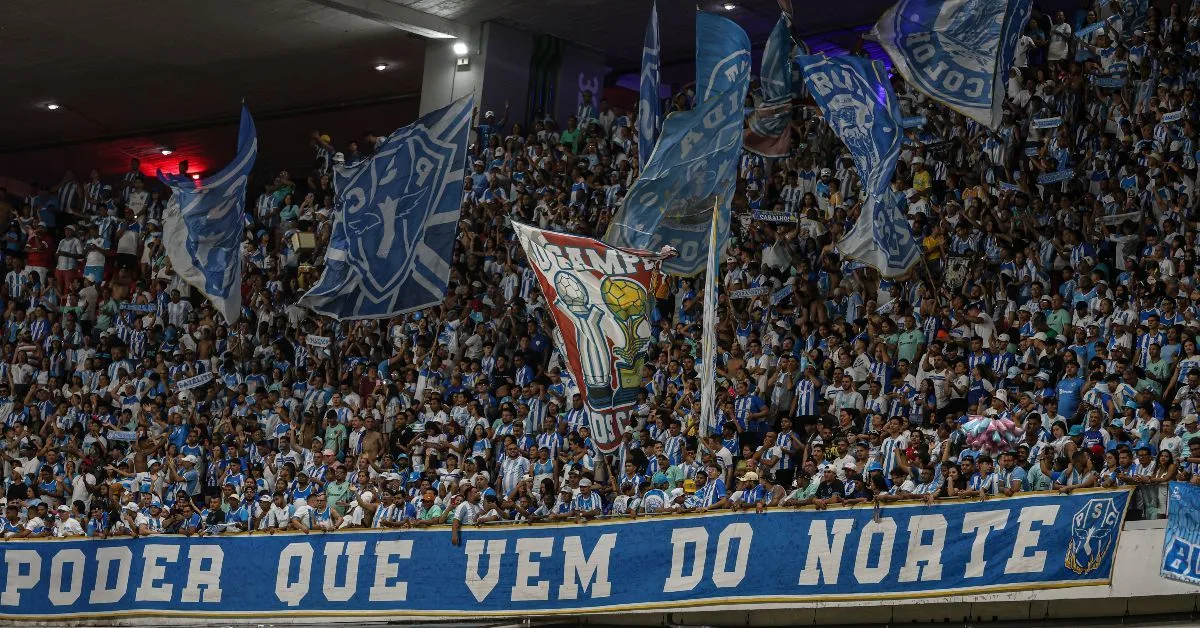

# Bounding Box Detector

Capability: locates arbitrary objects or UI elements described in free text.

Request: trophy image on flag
[513,221,672,453]
[600,276,651,405]
[554,272,614,407]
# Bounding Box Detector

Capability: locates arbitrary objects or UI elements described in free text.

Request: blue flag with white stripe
[873,0,1032,130]
[799,55,919,277]
[158,106,256,323]
[638,1,661,169]
[298,96,472,320]
[605,13,749,276]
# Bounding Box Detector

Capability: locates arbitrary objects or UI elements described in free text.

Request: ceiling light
[452,41,469,56]
[161,149,173,156]
[46,103,60,110]
[374,63,388,72]
[723,2,737,10]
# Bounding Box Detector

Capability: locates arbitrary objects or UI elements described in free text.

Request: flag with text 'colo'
[873,0,1032,129]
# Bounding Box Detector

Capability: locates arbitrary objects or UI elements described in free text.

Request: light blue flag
[799,55,919,277]
[638,1,661,169]
[298,97,472,320]
[158,106,256,323]
[695,11,751,102]
[606,14,749,276]
[873,0,1032,130]
[744,0,794,157]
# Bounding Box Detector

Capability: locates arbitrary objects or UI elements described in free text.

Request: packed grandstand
[0,0,1193,544]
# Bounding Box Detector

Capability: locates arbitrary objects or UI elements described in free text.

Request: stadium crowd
[0,0,1197,540]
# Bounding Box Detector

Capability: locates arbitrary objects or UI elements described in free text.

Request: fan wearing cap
[259,493,292,533]
[136,499,167,535]
[730,471,768,512]
[51,503,84,538]
[640,473,671,514]
[570,478,602,520]
[167,453,201,499]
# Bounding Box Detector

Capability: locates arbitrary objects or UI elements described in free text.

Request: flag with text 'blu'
[799,54,919,277]
[638,1,662,169]
[158,106,256,324]
[513,222,669,453]
[744,0,794,158]
[873,0,1032,130]
[298,96,472,320]
[605,13,749,276]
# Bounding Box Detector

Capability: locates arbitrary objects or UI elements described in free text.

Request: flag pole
[699,196,721,440]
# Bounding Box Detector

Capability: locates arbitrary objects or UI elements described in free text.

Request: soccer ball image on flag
[512,221,670,453]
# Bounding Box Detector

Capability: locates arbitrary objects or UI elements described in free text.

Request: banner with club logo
[0,489,1130,621]
[298,96,472,320]
[513,222,669,452]
[799,54,919,277]
[873,0,1033,130]
[1163,481,1200,584]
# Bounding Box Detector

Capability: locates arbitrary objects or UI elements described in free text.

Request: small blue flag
[744,0,795,158]
[638,2,662,168]
[158,106,256,323]
[299,97,473,320]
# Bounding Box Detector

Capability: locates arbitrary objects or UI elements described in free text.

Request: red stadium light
[191,173,200,180]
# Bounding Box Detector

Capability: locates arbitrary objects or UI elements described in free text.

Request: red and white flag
[512,222,671,453]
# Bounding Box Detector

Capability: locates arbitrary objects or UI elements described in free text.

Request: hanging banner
[0,490,1131,621]
[1163,482,1200,584]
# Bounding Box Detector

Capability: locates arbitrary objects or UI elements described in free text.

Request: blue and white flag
[605,15,749,276]
[744,0,794,157]
[298,97,472,320]
[696,11,751,102]
[799,55,919,277]
[638,1,662,168]
[158,106,256,323]
[873,0,1033,130]
[1163,482,1200,584]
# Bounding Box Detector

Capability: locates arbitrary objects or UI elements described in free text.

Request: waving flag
[513,222,671,453]
[873,0,1032,129]
[744,0,795,157]
[638,1,661,168]
[606,13,749,276]
[696,11,752,102]
[799,55,919,277]
[299,97,472,319]
[158,106,256,323]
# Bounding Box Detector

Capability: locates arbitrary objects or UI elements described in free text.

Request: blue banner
[873,0,1033,129]
[799,54,919,277]
[298,97,472,319]
[158,106,256,323]
[1038,170,1074,185]
[1033,117,1063,129]
[638,1,661,168]
[744,0,795,158]
[1163,482,1200,584]
[696,11,751,102]
[606,15,749,276]
[0,490,1131,621]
